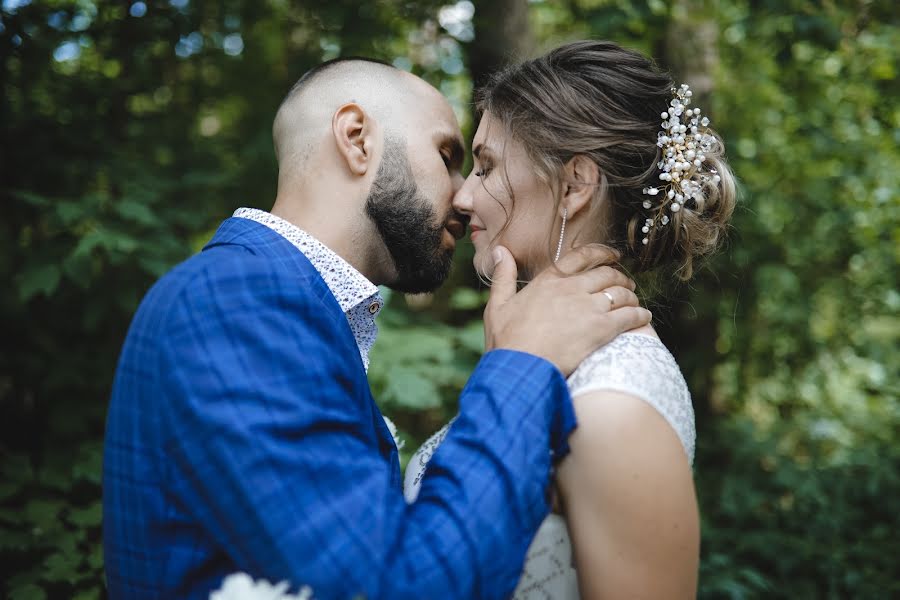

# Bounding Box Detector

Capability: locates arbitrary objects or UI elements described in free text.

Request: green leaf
[67,502,102,528]
[71,230,106,259]
[72,443,104,485]
[12,189,50,206]
[456,321,485,354]
[386,329,455,363]
[87,543,103,570]
[383,366,442,409]
[108,231,140,255]
[18,264,61,301]
[62,251,94,288]
[137,254,173,277]
[72,588,102,600]
[24,499,65,530]
[8,584,46,600]
[449,287,485,310]
[56,200,87,226]
[43,550,82,582]
[36,455,76,493]
[115,199,160,226]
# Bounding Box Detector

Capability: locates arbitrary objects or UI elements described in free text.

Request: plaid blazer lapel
[203,216,346,324]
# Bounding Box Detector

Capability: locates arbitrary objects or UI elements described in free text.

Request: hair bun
[632,84,736,280]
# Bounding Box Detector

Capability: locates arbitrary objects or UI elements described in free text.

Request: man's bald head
[269,57,466,293]
[273,58,434,179]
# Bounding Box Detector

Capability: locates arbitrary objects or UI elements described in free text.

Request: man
[103,58,650,599]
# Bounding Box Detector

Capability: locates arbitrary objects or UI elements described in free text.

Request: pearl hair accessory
[641,83,721,246]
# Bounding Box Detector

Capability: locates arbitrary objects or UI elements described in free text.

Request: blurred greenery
[1,0,897,598]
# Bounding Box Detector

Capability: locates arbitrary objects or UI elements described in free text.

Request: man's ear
[332,103,377,176]
[561,154,601,218]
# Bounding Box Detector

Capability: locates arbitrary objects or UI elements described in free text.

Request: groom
[103,58,649,599]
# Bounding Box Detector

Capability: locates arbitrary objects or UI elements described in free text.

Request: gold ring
[602,291,615,307]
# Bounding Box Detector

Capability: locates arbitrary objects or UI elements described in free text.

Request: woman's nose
[452,173,476,214]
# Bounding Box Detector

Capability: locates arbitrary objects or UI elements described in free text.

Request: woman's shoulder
[567,328,685,394]
[566,329,695,463]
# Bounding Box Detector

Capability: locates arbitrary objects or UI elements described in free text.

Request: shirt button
[368,302,381,315]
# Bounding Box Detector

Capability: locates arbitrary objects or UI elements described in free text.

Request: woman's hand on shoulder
[556,389,699,599]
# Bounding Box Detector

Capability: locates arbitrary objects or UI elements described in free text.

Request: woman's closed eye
[474,164,492,178]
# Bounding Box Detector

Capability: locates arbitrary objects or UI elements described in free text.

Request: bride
[404,40,736,598]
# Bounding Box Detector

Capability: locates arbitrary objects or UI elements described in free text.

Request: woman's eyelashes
[473,163,492,178]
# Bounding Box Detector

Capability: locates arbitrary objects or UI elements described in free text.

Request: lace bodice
[403,333,695,599]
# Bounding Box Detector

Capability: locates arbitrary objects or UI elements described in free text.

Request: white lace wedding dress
[403,333,696,599]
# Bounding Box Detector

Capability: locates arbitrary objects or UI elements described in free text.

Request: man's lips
[445,220,467,241]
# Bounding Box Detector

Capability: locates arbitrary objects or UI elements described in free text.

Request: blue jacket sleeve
[160,256,576,599]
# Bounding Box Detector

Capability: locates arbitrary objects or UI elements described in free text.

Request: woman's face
[453,112,558,279]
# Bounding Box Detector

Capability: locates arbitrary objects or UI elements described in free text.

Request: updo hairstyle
[476,40,736,279]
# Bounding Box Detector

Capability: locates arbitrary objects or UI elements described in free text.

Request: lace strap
[566,334,695,464]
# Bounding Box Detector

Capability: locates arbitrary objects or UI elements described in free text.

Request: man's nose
[451,171,465,195]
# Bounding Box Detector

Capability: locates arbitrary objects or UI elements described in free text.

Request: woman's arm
[555,389,700,599]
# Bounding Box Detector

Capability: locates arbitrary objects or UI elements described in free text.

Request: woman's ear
[561,155,600,218]
[332,103,376,176]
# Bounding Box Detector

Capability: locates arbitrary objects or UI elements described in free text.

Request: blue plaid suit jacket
[103,217,576,599]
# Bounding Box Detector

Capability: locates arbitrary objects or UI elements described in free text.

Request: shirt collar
[233,207,383,369]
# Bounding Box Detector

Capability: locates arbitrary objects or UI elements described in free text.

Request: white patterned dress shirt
[233,207,383,371]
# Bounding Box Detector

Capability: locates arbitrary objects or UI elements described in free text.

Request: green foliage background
[1,0,897,598]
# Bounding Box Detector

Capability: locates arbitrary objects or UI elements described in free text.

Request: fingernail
[493,247,503,265]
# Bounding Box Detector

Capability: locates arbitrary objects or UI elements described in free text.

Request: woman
[404,40,736,598]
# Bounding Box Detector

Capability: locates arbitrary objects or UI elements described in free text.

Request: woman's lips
[470,226,485,240]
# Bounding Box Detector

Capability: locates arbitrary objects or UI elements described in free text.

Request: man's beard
[365,137,455,294]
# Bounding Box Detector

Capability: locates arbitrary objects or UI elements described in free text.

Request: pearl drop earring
[554,208,567,263]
